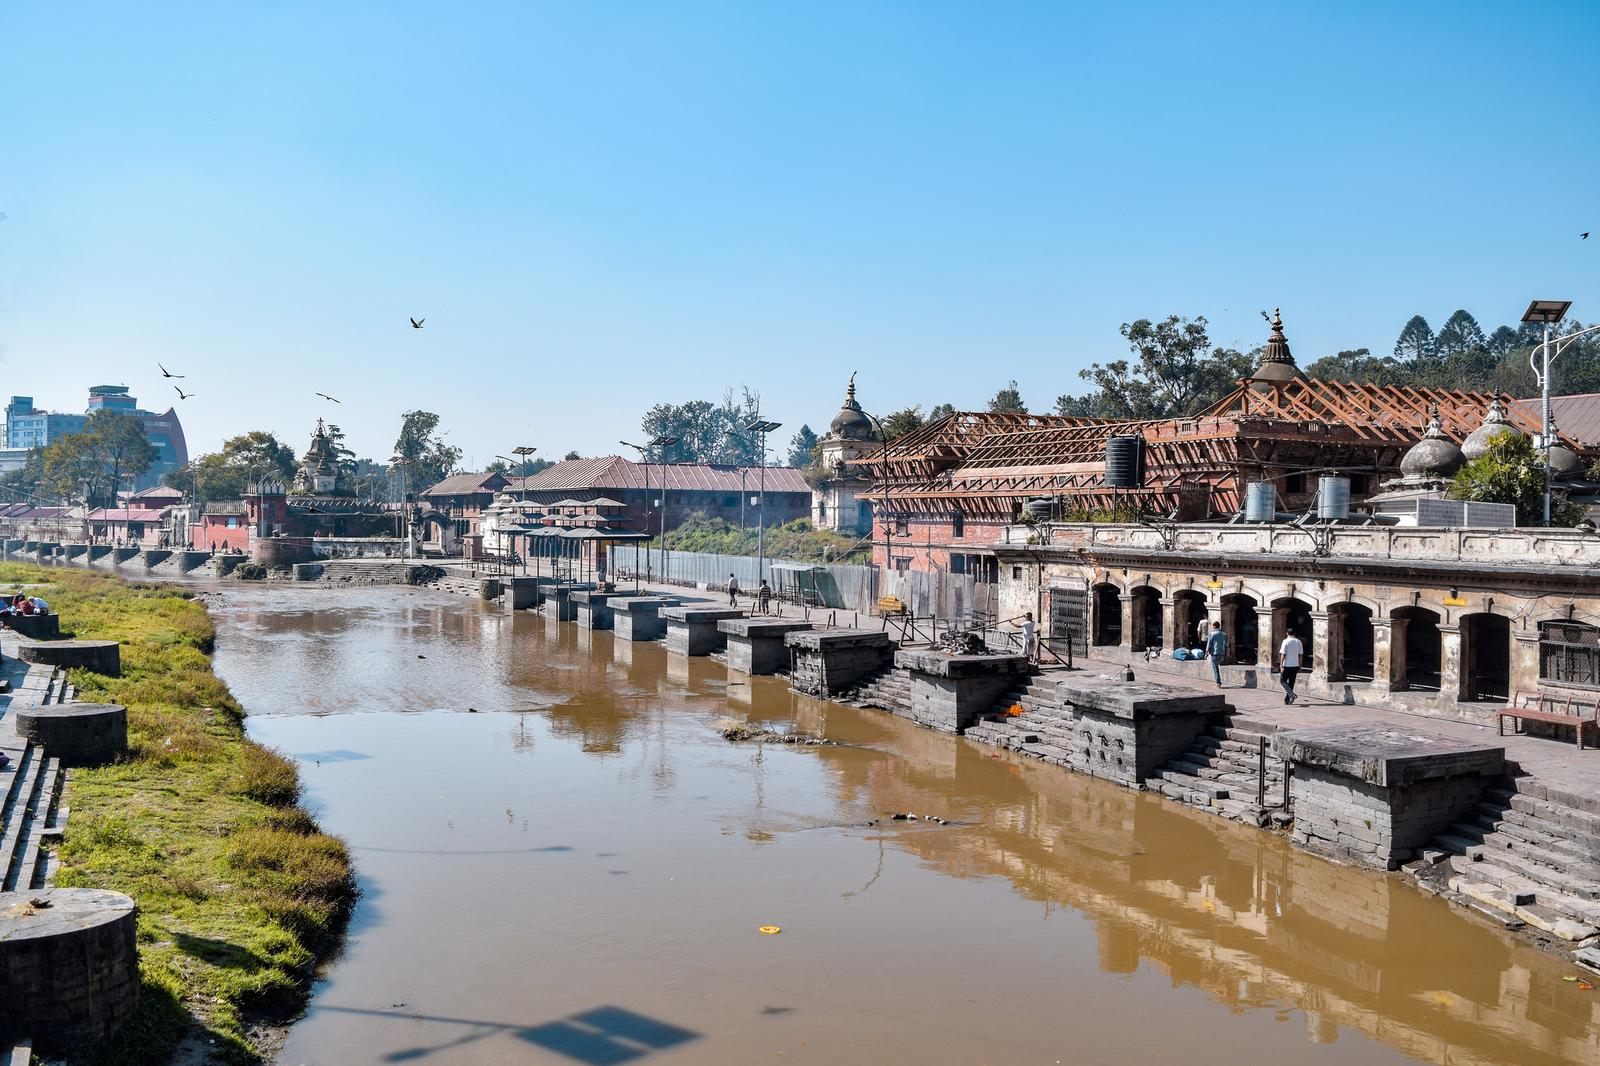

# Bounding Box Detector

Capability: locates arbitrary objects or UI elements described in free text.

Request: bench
[877,595,907,617]
[1501,690,1600,749]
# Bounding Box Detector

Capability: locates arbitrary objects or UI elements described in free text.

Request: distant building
[506,456,811,533]
[4,396,86,450]
[811,375,876,535]
[1,387,188,491]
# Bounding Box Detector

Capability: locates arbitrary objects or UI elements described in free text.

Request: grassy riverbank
[0,565,356,1065]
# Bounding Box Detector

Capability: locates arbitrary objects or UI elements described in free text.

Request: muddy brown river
[208,586,1600,1065]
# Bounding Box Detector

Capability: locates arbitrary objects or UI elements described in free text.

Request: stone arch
[1129,586,1162,652]
[1172,589,1208,651]
[1390,606,1442,691]
[1219,593,1259,665]
[415,510,458,556]
[1092,583,1123,647]
[1460,612,1511,702]
[1270,597,1314,672]
[1326,602,1375,682]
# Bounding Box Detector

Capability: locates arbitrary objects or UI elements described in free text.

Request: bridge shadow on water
[313,1003,701,1063]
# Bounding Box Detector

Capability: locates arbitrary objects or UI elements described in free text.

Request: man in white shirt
[1279,632,1304,704]
[1019,612,1037,663]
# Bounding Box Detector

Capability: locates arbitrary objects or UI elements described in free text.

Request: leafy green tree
[1057,315,1252,419]
[1394,315,1435,361]
[1485,325,1521,355]
[43,411,159,506]
[1449,432,1582,526]
[987,380,1027,414]
[1304,348,1410,385]
[563,451,581,461]
[928,403,955,421]
[878,406,927,440]
[0,447,48,504]
[639,387,766,465]
[165,431,299,502]
[394,410,463,488]
[786,424,819,466]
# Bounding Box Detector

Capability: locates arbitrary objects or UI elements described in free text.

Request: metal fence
[617,546,880,611]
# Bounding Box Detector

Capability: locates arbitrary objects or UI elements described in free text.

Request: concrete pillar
[1510,631,1541,700]
[1254,607,1275,671]
[1372,619,1393,694]
[1310,611,1331,683]
[1438,624,1462,706]
[1118,594,1134,653]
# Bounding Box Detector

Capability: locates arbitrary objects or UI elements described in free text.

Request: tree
[1449,432,1582,526]
[563,451,581,461]
[164,431,298,503]
[638,387,766,465]
[393,411,463,489]
[1303,348,1410,385]
[987,381,1027,414]
[1433,310,1486,356]
[1394,315,1435,361]
[1056,316,1252,419]
[786,425,819,467]
[42,412,159,506]
[0,447,48,504]
[879,406,927,440]
[928,403,955,421]
[324,424,358,478]
[1485,325,1521,355]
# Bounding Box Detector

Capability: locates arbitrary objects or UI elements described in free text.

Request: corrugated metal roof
[421,472,508,496]
[1523,393,1600,447]
[86,507,169,521]
[512,456,808,494]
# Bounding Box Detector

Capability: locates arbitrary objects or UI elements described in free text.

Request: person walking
[757,579,772,615]
[1279,629,1305,704]
[727,573,740,607]
[1206,621,1229,687]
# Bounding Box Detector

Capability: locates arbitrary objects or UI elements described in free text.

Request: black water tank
[1023,498,1053,520]
[1105,435,1144,488]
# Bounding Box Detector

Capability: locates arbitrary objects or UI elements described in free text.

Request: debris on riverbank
[719,725,837,746]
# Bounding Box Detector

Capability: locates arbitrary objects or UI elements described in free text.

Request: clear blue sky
[3,2,1597,468]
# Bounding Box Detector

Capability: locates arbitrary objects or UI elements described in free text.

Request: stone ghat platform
[719,619,812,675]
[893,648,1029,734]
[12,705,127,768]
[786,628,894,696]
[1274,724,1505,871]
[571,590,645,631]
[15,641,119,677]
[1,615,60,641]
[613,597,681,642]
[663,607,746,656]
[0,889,139,1055]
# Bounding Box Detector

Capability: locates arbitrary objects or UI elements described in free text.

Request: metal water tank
[1317,475,1351,521]
[1105,435,1144,488]
[1244,482,1276,522]
[1023,498,1054,521]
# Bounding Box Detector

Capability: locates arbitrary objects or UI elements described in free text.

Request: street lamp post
[621,436,679,583]
[744,419,782,584]
[1520,300,1600,525]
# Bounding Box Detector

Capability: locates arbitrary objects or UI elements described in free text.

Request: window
[1540,622,1600,689]
[949,555,966,574]
[952,513,965,539]
[226,517,239,529]
[1285,472,1306,494]
[1349,473,1369,494]
[893,557,912,573]
[894,516,909,536]
[1012,565,1023,580]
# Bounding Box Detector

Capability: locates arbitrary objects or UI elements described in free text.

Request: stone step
[1152,769,1230,802]
[2,1038,33,1066]
[1506,791,1600,843]
[0,744,48,891]
[7,757,60,892]
[1468,811,1599,863]
[1450,822,1600,884]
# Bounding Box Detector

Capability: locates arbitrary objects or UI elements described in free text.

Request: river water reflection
[209,586,1599,1066]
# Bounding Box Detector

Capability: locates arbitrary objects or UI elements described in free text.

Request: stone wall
[786,629,893,696]
[0,889,139,1053]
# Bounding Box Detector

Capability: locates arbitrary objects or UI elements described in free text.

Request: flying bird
[158,362,184,378]
[174,386,194,400]
[1583,232,1591,240]
[409,317,425,329]
[316,392,341,403]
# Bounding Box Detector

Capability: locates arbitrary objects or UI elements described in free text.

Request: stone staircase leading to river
[1145,717,1287,827]
[315,560,422,586]
[839,664,912,715]
[1415,779,1600,943]
[0,666,72,895]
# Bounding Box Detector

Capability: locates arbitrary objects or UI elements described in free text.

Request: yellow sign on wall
[1442,596,1467,607]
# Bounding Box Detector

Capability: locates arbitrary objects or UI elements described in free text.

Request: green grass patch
[653,512,869,562]
[0,565,357,1065]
